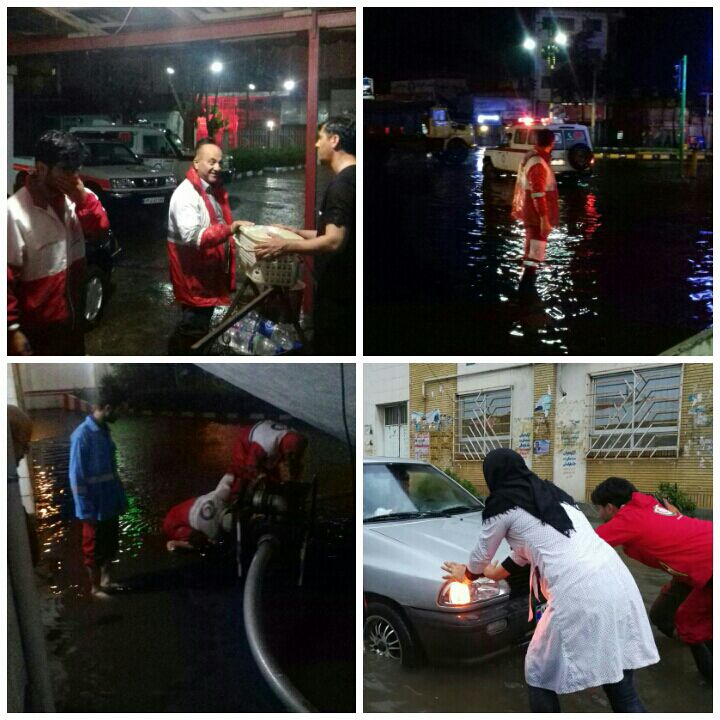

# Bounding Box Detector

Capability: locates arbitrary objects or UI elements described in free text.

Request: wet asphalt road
[85,169,307,356]
[30,409,354,712]
[363,518,712,713]
[364,150,712,355]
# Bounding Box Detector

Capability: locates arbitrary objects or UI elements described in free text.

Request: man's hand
[255,233,289,260]
[661,497,681,515]
[481,560,508,581]
[230,219,254,235]
[441,561,468,583]
[540,216,553,238]
[55,174,87,206]
[9,330,32,355]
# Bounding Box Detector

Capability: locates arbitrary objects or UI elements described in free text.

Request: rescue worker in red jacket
[166,138,254,354]
[592,477,712,680]
[228,420,308,498]
[163,473,235,552]
[511,127,560,268]
[8,130,110,355]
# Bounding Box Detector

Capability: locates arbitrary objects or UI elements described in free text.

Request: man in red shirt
[227,420,307,498]
[511,128,560,269]
[8,130,110,355]
[592,477,712,680]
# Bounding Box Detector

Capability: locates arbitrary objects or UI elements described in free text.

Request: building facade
[364,363,712,508]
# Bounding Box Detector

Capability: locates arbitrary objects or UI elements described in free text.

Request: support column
[532,364,557,482]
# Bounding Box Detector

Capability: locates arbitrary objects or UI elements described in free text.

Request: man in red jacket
[166,139,253,354]
[511,128,560,269]
[8,130,110,355]
[227,420,308,498]
[592,477,712,680]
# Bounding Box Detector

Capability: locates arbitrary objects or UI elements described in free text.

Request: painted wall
[18,363,111,409]
[363,363,409,457]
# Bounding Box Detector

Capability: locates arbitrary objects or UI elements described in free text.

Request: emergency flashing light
[448,582,471,605]
[519,116,535,126]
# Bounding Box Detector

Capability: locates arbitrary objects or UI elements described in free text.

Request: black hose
[243,535,317,713]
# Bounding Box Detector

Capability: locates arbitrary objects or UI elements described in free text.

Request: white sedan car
[364,457,538,667]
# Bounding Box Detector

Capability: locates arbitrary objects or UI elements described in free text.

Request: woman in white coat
[442,449,658,712]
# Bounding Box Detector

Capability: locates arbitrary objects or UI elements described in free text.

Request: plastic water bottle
[252,333,281,355]
[227,311,260,354]
[257,319,301,351]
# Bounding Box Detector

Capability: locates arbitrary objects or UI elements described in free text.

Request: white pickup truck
[483,122,594,177]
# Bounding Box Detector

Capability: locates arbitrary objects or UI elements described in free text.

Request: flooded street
[364,152,712,355]
[364,524,712,713]
[30,409,354,712]
[86,169,307,356]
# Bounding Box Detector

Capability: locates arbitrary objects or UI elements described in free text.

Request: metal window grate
[587,366,681,458]
[455,388,512,461]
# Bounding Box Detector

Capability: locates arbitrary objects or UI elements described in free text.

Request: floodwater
[30,409,354,712]
[86,169,306,356]
[363,530,712,713]
[364,150,712,355]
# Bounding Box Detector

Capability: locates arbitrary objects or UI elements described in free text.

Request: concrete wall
[18,363,111,409]
[363,363,409,457]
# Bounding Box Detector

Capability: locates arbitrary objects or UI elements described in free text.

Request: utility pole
[676,54,687,177]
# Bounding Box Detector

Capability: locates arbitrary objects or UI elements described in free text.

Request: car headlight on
[110,178,134,189]
[164,176,177,187]
[437,578,508,608]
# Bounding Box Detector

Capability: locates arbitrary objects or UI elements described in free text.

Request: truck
[365,100,475,161]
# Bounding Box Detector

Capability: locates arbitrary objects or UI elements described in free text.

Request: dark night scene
[364,7,712,356]
[8,363,355,712]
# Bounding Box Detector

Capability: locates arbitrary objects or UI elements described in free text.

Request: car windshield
[363,462,483,521]
[83,142,143,166]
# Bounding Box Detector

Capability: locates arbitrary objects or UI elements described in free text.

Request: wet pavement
[86,169,306,356]
[363,517,712,713]
[30,408,354,712]
[364,150,712,355]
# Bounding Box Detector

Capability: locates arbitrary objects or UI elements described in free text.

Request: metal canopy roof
[197,363,355,445]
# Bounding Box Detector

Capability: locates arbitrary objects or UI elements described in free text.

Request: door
[383,404,408,457]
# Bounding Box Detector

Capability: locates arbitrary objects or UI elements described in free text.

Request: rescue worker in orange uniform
[512,128,560,268]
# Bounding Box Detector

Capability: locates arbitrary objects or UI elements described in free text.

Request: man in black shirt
[255,117,356,355]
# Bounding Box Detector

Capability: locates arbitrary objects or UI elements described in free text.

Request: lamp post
[523,30,568,118]
[209,60,223,143]
[166,66,184,115]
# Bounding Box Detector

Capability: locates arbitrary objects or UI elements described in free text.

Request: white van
[483,122,594,176]
[70,125,194,183]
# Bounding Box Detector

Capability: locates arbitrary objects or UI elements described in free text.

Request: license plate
[142,196,165,205]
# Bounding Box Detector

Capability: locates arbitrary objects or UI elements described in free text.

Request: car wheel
[364,602,423,667]
[482,156,497,177]
[444,139,469,163]
[80,265,108,326]
[567,143,593,171]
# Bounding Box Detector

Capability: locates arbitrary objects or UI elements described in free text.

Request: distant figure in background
[163,474,235,552]
[255,117,356,354]
[69,377,128,599]
[227,420,308,498]
[511,127,559,269]
[592,476,713,681]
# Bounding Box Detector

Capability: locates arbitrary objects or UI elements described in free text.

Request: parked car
[483,121,594,177]
[364,457,537,667]
[71,125,234,183]
[12,140,177,225]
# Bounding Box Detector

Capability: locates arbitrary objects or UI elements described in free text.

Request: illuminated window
[456,389,512,460]
[588,366,682,458]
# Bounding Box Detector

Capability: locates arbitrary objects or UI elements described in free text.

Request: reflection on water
[366,151,712,354]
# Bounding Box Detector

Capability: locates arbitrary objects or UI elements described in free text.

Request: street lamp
[522,37,537,51]
[283,79,296,92]
[166,66,175,75]
[554,31,568,47]
[208,61,224,143]
[248,83,256,91]
[165,67,183,115]
[210,61,223,74]
[523,28,569,117]
[266,120,276,130]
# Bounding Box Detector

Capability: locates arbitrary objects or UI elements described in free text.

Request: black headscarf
[482,448,577,537]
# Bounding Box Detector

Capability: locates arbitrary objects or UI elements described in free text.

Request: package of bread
[235,225,303,287]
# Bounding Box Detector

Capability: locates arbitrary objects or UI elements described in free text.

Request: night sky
[364,8,712,97]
